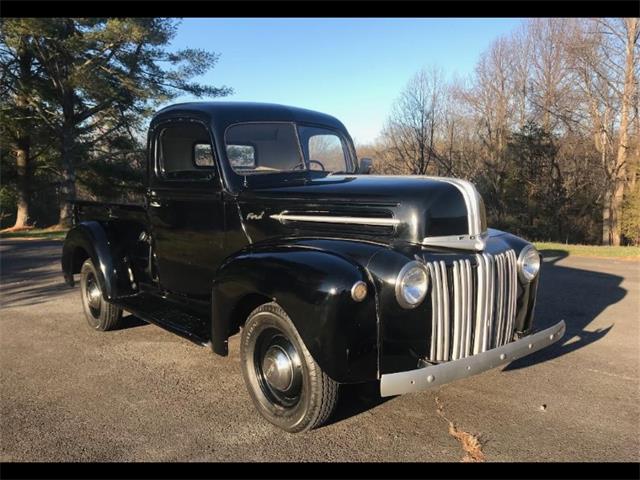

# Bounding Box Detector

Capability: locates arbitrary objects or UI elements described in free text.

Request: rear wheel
[80,258,122,331]
[240,302,339,433]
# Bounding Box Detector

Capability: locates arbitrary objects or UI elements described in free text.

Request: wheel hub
[87,281,102,309]
[255,330,304,407]
[262,345,294,392]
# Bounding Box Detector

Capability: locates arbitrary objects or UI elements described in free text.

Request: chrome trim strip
[428,263,438,360]
[485,253,495,352]
[430,263,443,360]
[462,259,472,358]
[421,177,486,251]
[473,253,486,355]
[380,321,566,397]
[440,261,450,361]
[422,233,487,252]
[508,250,518,343]
[270,212,401,227]
[494,253,505,347]
[433,177,483,236]
[350,174,487,250]
[452,261,462,361]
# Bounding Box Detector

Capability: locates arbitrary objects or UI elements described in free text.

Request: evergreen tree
[1,18,232,227]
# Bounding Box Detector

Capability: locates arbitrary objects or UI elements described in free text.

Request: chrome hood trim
[270,211,402,227]
[422,232,488,252]
[428,177,485,237]
[361,175,487,250]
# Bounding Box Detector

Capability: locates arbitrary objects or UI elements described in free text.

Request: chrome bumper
[380,320,566,397]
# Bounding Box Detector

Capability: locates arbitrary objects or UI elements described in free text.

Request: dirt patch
[436,396,485,462]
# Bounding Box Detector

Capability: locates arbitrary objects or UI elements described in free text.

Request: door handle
[147,190,161,207]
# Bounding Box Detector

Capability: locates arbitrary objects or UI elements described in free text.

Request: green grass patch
[0,228,68,240]
[535,242,640,259]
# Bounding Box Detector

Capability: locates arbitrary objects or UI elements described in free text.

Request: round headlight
[395,261,429,309]
[518,245,541,283]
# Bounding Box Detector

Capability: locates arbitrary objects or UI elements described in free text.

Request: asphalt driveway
[1,239,638,461]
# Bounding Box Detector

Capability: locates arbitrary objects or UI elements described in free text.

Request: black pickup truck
[62,102,565,432]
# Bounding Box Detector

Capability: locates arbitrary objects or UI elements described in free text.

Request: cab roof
[152,101,347,133]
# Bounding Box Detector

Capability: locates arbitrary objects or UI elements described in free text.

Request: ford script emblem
[246,211,265,220]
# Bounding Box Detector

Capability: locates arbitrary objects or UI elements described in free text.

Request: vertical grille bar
[462,259,473,357]
[451,261,462,360]
[484,254,495,351]
[426,249,518,363]
[472,254,486,355]
[494,254,506,347]
[435,262,445,361]
[429,263,439,360]
[439,261,450,361]
[507,250,518,343]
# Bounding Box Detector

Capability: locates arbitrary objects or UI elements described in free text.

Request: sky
[166,18,523,144]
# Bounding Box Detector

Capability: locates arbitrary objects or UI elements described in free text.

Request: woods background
[1,18,639,246]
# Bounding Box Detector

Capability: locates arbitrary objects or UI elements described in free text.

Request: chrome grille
[427,250,518,362]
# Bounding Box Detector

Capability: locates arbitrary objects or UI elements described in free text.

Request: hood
[236,174,488,250]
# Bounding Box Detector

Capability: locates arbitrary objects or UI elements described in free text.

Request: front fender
[211,245,379,383]
[61,221,132,301]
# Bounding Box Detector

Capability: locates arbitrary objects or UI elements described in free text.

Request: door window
[156,122,217,181]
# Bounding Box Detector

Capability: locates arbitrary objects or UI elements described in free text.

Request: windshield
[225,122,353,175]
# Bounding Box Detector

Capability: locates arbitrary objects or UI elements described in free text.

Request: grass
[0,227,68,240]
[535,241,640,260]
[1,226,638,259]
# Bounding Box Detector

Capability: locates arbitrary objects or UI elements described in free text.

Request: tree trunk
[12,139,32,229]
[609,19,638,246]
[602,186,612,245]
[58,126,76,228]
[10,36,34,230]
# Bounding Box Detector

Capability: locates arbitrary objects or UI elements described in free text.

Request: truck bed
[74,200,147,225]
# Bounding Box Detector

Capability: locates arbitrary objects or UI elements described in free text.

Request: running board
[117,293,211,347]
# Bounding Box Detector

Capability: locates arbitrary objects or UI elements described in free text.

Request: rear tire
[240,302,339,433]
[80,258,122,331]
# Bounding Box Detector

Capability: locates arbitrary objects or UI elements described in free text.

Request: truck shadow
[116,314,149,330]
[503,250,624,371]
[0,240,73,308]
[325,381,393,427]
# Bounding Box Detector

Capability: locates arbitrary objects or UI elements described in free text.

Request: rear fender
[61,221,134,301]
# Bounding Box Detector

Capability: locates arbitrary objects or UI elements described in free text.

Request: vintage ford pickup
[62,102,565,432]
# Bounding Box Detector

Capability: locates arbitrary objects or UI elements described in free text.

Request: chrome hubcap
[255,329,303,407]
[87,283,101,309]
[262,345,294,392]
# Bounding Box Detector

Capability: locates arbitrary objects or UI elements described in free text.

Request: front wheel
[79,258,122,331]
[240,302,339,433]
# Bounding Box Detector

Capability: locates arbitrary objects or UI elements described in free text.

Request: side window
[307,134,347,171]
[156,122,217,181]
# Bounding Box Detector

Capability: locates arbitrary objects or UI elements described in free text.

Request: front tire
[79,258,122,331]
[240,302,339,433]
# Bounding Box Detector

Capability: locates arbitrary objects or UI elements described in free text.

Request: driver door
[147,119,225,299]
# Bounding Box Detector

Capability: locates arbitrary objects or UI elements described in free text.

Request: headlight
[518,245,541,283]
[395,261,429,309]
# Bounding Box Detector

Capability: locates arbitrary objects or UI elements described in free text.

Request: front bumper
[380,320,566,397]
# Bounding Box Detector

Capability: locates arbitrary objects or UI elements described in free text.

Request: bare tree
[527,19,577,133]
[567,18,639,245]
[381,66,448,175]
[457,36,518,224]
